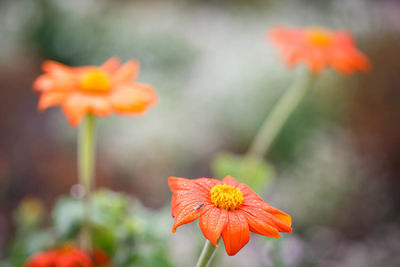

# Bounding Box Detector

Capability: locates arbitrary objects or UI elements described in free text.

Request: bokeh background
[1,0,400,266]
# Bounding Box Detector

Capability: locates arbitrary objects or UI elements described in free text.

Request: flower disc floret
[306,28,332,46]
[210,184,243,210]
[80,69,111,92]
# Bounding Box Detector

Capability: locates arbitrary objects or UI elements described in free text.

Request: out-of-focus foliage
[2,190,172,267]
[212,152,275,193]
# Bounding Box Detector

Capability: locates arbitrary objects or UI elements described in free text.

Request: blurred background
[0,0,400,266]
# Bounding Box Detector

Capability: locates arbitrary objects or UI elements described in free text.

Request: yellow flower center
[306,28,333,46]
[80,69,111,92]
[210,184,244,210]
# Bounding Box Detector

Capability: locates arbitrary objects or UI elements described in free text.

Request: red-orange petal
[221,176,240,187]
[221,211,250,256]
[239,207,281,238]
[169,177,197,192]
[172,202,212,233]
[239,184,292,233]
[38,91,70,111]
[274,213,292,227]
[101,57,120,73]
[199,208,228,246]
[62,93,112,126]
[110,83,157,114]
[112,60,140,84]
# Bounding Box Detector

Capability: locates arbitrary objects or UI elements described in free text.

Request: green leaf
[52,197,84,237]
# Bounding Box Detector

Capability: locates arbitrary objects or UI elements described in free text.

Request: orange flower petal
[221,175,240,187]
[274,213,292,227]
[172,202,212,233]
[168,177,197,192]
[42,60,73,74]
[171,193,178,217]
[101,57,120,73]
[239,207,281,238]
[110,83,157,114]
[112,60,140,84]
[38,91,71,111]
[221,211,250,256]
[199,208,228,246]
[33,73,77,92]
[239,184,292,233]
[62,93,112,126]
[193,178,220,194]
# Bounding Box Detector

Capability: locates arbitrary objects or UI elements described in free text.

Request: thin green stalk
[78,113,97,251]
[246,68,315,160]
[196,240,219,267]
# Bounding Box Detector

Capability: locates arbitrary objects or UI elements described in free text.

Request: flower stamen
[80,69,111,92]
[210,184,244,210]
[306,28,333,46]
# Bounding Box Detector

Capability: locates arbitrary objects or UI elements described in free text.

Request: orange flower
[92,249,111,266]
[26,245,93,267]
[268,26,371,74]
[168,176,292,256]
[33,57,157,126]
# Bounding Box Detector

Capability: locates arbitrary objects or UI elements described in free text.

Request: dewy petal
[193,178,220,194]
[221,211,250,256]
[168,177,198,192]
[171,193,178,217]
[239,207,281,238]
[110,83,157,114]
[239,184,292,233]
[172,202,212,233]
[169,177,214,203]
[199,208,228,246]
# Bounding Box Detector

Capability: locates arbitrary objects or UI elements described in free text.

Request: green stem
[246,68,315,160]
[196,240,219,267]
[78,113,97,251]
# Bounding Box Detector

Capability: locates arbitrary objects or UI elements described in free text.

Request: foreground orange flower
[33,57,157,126]
[268,26,370,74]
[26,245,93,267]
[169,176,292,256]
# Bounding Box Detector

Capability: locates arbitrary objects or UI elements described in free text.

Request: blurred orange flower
[92,249,111,266]
[268,26,371,74]
[26,245,93,267]
[33,57,157,126]
[169,176,292,256]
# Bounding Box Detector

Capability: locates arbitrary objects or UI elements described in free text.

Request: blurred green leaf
[91,224,117,256]
[212,152,275,192]
[52,197,84,237]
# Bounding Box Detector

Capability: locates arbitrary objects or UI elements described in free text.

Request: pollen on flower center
[210,184,244,210]
[306,28,333,46]
[80,69,111,92]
